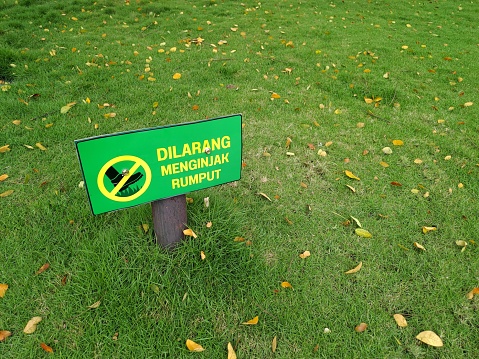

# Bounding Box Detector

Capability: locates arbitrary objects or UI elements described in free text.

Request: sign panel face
[75,114,242,215]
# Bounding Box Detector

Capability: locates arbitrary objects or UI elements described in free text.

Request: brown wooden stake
[151,195,187,249]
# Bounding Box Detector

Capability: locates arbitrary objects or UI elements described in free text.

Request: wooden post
[151,195,187,249]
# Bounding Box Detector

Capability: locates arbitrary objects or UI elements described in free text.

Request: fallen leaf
[466,287,479,300]
[272,336,277,353]
[200,251,206,260]
[88,300,101,309]
[392,140,404,146]
[391,181,402,187]
[234,236,245,242]
[60,102,76,114]
[172,73,182,80]
[355,228,372,238]
[23,316,42,334]
[416,330,443,347]
[393,314,408,327]
[0,284,8,297]
[414,158,423,164]
[0,330,12,341]
[227,342,237,359]
[350,216,362,228]
[258,192,272,201]
[382,147,393,154]
[285,137,292,148]
[40,343,53,353]
[0,190,14,198]
[345,170,360,180]
[35,263,50,275]
[414,242,426,251]
[422,226,437,234]
[186,339,205,352]
[242,316,259,325]
[380,161,389,168]
[206,221,212,228]
[281,281,293,289]
[455,240,467,252]
[271,92,281,99]
[286,151,295,156]
[345,261,363,274]
[355,323,368,332]
[346,185,356,193]
[183,228,198,238]
[299,250,311,259]
[463,101,473,107]
[150,284,160,294]
[35,142,47,151]
[0,174,8,182]
[141,223,149,233]
[0,145,11,153]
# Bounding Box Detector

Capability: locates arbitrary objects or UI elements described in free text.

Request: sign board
[75,114,242,215]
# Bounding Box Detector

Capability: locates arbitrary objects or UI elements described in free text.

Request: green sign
[75,114,242,215]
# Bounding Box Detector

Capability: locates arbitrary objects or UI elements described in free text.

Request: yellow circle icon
[97,155,151,202]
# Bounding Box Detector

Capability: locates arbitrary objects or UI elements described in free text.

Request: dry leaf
[0,174,8,182]
[0,283,8,297]
[271,92,281,99]
[23,316,42,334]
[35,263,50,275]
[382,147,393,154]
[227,342,237,359]
[35,142,47,151]
[346,185,356,193]
[0,190,13,198]
[350,216,362,228]
[60,102,76,114]
[186,339,205,352]
[416,330,443,347]
[463,101,473,107]
[285,137,292,148]
[380,161,389,168]
[414,158,423,164]
[0,144,11,153]
[206,221,212,228]
[0,330,12,341]
[390,181,402,187]
[355,323,368,332]
[172,73,182,80]
[88,300,101,309]
[299,250,311,259]
[393,314,408,327]
[272,336,277,353]
[466,287,479,300]
[355,228,372,238]
[345,170,360,180]
[200,251,206,260]
[183,228,198,238]
[281,281,293,289]
[242,316,259,325]
[414,242,426,251]
[392,139,404,146]
[422,226,437,234]
[345,261,363,274]
[258,192,272,201]
[234,236,245,242]
[40,342,53,353]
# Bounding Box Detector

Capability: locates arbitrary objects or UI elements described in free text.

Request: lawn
[1,0,479,358]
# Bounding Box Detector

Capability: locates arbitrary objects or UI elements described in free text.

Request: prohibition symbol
[97,155,152,202]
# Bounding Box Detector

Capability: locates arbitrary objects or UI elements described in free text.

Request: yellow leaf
[271,92,281,99]
[463,101,473,107]
[141,223,149,233]
[414,242,426,251]
[281,281,293,289]
[334,108,342,114]
[416,331,443,347]
[172,73,182,80]
[466,287,479,300]
[422,226,437,234]
[36,142,47,151]
[0,174,8,182]
[411,189,420,194]
[393,314,408,327]
[0,330,12,342]
[183,228,198,238]
[345,261,362,274]
[186,339,205,352]
[88,300,101,309]
[200,251,206,260]
[382,147,393,154]
[153,101,159,108]
[242,316,259,325]
[272,336,277,353]
[227,342,237,359]
[0,283,8,297]
[12,120,21,125]
[0,145,11,153]
[414,158,423,164]
[257,192,272,201]
[234,236,245,242]
[299,250,311,259]
[23,316,42,334]
[346,185,356,193]
[364,97,373,104]
[392,139,404,146]
[0,190,13,198]
[355,228,372,238]
[345,170,360,180]
[380,161,389,168]
[285,137,292,148]
[60,102,76,114]
[456,240,467,247]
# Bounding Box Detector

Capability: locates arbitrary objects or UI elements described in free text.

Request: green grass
[1,0,479,357]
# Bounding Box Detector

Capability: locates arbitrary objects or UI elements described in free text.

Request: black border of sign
[74,113,243,215]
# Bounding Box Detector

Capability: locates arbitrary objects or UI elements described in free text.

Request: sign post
[75,114,242,248]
